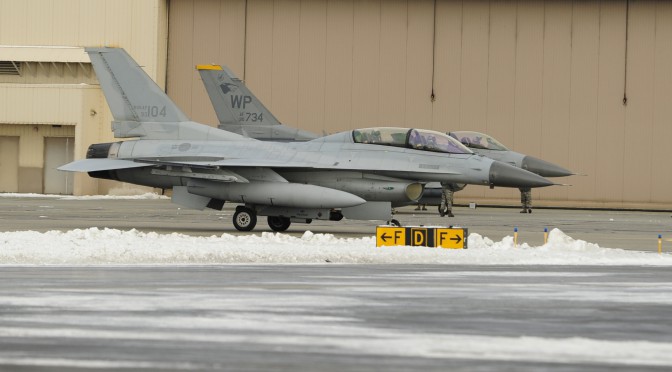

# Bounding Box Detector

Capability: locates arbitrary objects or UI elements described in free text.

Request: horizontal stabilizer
[58,158,151,172]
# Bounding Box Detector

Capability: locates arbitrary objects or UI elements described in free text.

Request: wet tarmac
[1,197,672,371]
[1,265,672,371]
[0,197,670,251]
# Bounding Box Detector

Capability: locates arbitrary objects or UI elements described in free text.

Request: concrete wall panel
[513,0,544,157]
[191,0,224,125]
[432,0,462,132]
[483,0,517,200]
[167,0,195,117]
[378,0,408,127]
[351,0,380,128]
[459,0,489,133]
[405,0,434,130]
[218,0,247,81]
[537,1,572,202]
[595,1,627,205]
[568,1,600,202]
[651,2,672,203]
[245,0,275,116]
[297,0,328,132]
[271,0,301,126]
[323,0,354,133]
[623,1,656,204]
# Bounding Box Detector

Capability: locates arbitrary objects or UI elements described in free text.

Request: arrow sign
[380,232,391,242]
[376,227,406,247]
[435,228,467,249]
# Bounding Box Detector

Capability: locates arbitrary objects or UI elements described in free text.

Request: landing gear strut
[233,206,257,231]
[267,216,291,232]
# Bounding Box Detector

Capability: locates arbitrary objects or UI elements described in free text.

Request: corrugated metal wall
[0,0,168,195]
[168,0,672,209]
[0,0,168,86]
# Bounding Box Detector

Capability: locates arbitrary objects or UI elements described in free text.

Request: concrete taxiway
[0,197,670,251]
[2,196,672,371]
[1,265,672,371]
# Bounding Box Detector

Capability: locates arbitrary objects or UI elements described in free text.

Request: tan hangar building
[1,0,671,210]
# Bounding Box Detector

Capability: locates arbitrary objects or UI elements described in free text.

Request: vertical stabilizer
[198,65,318,141]
[87,48,189,123]
[197,65,280,126]
[87,48,240,141]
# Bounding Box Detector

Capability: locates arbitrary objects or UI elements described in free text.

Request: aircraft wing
[135,157,316,169]
[58,158,154,172]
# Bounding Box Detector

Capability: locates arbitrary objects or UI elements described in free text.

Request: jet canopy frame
[449,131,509,151]
[352,127,473,154]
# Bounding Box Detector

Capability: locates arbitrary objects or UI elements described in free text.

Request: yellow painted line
[196,64,223,70]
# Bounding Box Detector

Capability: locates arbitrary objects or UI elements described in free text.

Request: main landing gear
[232,206,293,232]
[267,216,291,232]
[233,206,257,231]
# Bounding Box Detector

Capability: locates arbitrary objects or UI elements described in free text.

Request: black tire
[267,216,291,232]
[388,219,401,227]
[233,208,257,231]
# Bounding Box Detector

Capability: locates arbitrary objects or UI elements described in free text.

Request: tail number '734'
[238,112,264,122]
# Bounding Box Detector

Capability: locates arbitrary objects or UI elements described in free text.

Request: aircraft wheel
[267,216,291,232]
[388,219,401,227]
[233,208,257,231]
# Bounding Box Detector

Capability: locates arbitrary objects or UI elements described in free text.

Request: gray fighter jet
[198,65,572,207]
[418,132,574,205]
[59,48,552,232]
[448,131,573,178]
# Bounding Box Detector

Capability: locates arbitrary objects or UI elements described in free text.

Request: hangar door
[44,137,74,195]
[0,136,19,192]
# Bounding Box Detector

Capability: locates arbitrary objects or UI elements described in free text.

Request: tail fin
[197,65,280,126]
[87,48,204,139]
[87,48,189,124]
[197,65,318,141]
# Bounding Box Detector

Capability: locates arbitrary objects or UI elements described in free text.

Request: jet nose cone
[522,156,574,178]
[489,161,554,188]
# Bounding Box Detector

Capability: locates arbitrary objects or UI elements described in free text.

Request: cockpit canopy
[352,127,473,154]
[449,131,509,151]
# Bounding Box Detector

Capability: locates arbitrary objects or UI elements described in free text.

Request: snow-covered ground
[1,192,670,266]
[1,227,670,266]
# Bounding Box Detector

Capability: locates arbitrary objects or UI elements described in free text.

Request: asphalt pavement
[0,197,670,251]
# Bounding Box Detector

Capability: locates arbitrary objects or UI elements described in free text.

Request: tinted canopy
[449,131,509,151]
[352,127,472,154]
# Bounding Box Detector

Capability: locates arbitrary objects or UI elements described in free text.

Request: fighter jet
[448,131,573,178]
[198,66,572,206]
[417,131,574,205]
[59,48,552,232]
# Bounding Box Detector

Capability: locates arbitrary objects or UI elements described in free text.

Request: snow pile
[0,228,670,265]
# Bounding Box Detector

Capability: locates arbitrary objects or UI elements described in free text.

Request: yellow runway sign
[376,226,467,249]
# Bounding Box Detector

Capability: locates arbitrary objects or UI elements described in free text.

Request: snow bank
[0,228,670,266]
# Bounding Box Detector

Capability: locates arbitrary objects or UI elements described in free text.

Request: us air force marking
[376,226,467,249]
